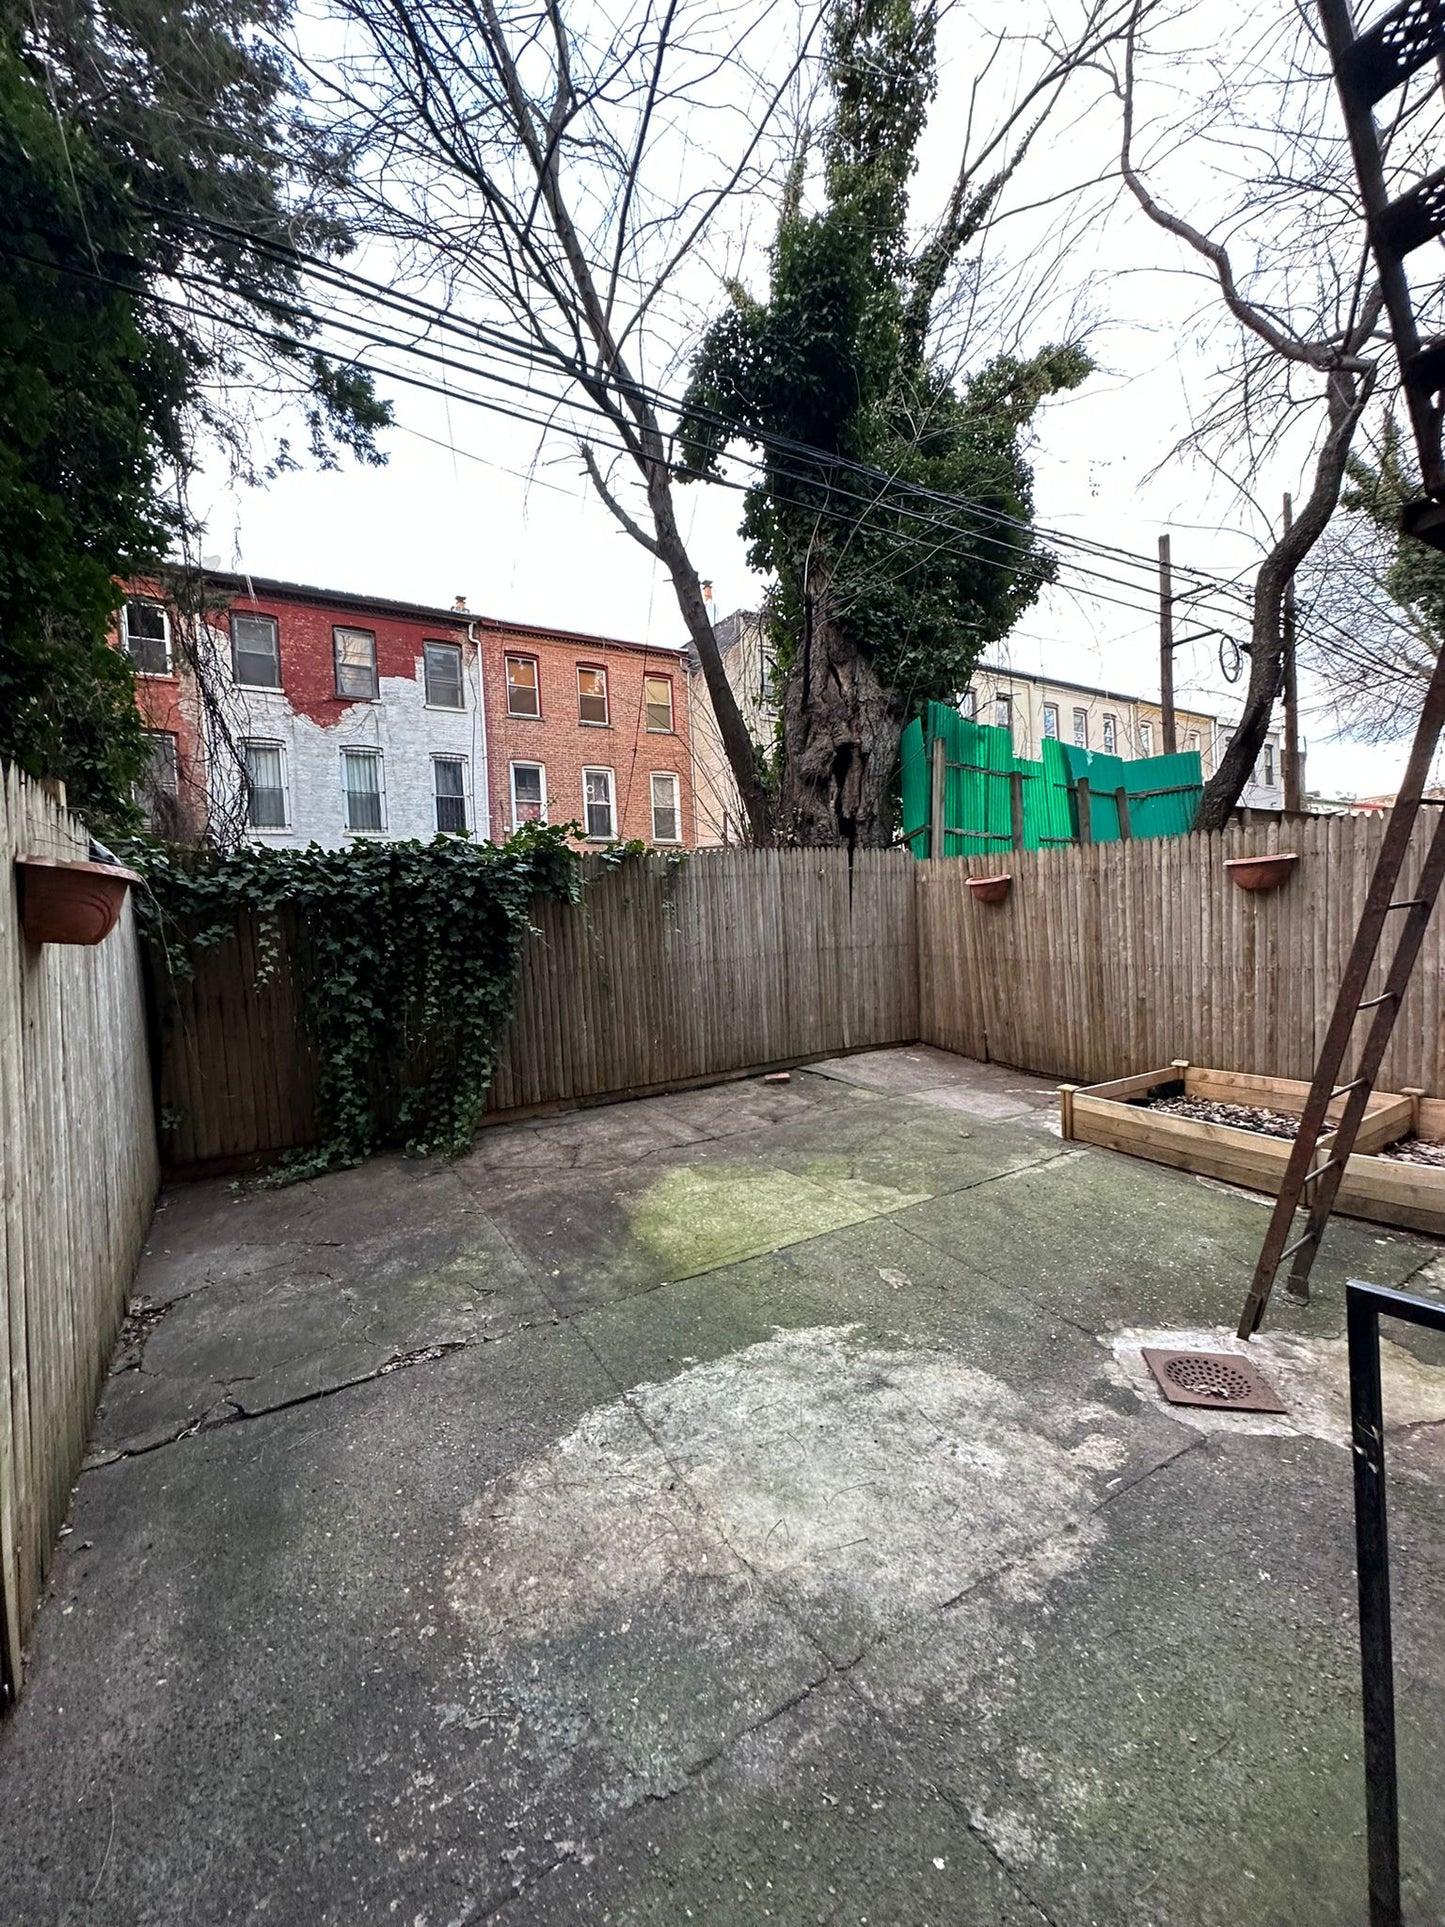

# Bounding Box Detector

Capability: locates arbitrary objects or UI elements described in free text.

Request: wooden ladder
[1241,0,1445,1338]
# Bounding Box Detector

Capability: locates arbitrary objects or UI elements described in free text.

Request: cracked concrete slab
[2,1046,1444,1926]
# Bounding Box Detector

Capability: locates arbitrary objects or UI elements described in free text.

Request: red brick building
[119,577,698,849]
[478,618,694,846]
[119,573,480,845]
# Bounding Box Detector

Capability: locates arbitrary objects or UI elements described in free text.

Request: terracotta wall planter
[16,856,141,946]
[1225,852,1298,893]
[966,874,1012,905]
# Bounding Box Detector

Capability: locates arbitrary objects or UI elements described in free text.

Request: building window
[1263,743,1276,787]
[992,695,1010,730]
[341,747,384,831]
[1072,708,1088,748]
[505,654,540,717]
[577,664,609,725]
[243,742,287,829]
[582,767,616,839]
[122,600,170,675]
[1042,702,1059,739]
[1102,712,1117,754]
[424,640,464,709]
[651,771,681,843]
[231,612,280,688]
[511,761,546,826]
[137,731,178,827]
[433,756,467,833]
[644,675,674,732]
[1187,730,1200,752]
[334,627,378,700]
[1140,722,1153,756]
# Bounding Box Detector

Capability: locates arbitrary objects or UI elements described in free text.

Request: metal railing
[1346,1277,1445,1926]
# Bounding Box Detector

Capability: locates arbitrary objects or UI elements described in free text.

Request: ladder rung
[1388,898,1429,909]
[1280,1231,1318,1262]
[1356,992,1399,1009]
[1302,1158,1342,1187]
[1331,1078,1368,1097]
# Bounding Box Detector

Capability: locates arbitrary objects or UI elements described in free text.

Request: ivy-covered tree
[679,0,1090,848]
[0,39,184,823]
[0,1,390,827]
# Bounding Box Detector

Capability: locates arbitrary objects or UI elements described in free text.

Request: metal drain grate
[1141,1347,1285,1413]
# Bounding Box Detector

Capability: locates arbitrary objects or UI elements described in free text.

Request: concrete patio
[3,1046,1445,1925]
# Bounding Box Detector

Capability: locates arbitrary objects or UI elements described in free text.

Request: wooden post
[930,735,947,860]
[1076,779,1093,845]
[1115,787,1131,840]
[1009,769,1025,852]
[1402,1086,1424,1136]
[1058,1084,1077,1140]
[1159,534,1177,756]
[1282,493,1303,812]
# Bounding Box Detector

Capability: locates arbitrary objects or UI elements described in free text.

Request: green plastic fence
[900,701,1203,858]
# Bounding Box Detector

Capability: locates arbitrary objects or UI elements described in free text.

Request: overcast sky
[195,0,1421,801]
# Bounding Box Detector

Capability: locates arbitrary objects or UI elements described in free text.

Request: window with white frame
[1187,730,1200,752]
[577,664,609,725]
[341,747,385,831]
[650,771,681,843]
[333,627,378,699]
[433,755,467,832]
[505,654,540,717]
[992,695,1010,730]
[1139,721,1154,756]
[644,675,674,732]
[243,741,287,829]
[1263,742,1276,787]
[582,767,615,839]
[1102,712,1117,754]
[122,600,170,674]
[511,761,546,826]
[1072,707,1088,748]
[424,640,464,708]
[1042,702,1059,739]
[231,612,280,688]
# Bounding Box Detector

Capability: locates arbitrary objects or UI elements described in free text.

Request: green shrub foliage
[132,828,580,1179]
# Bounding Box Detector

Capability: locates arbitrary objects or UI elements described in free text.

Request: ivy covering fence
[130,827,580,1180]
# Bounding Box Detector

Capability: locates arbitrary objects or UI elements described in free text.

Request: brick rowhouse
[119,573,480,845]
[477,617,696,847]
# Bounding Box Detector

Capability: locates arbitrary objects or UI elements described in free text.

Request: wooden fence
[0,770,157,1702]
[157,846,920,1173]
[918,811,1445,1092]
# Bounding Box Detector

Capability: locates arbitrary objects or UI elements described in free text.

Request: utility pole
[1281,494,1303,812]
[1158,534,1177,754]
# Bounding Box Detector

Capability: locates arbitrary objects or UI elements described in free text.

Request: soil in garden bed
[1143,1094,1445,1166]
[1145,1096,1301,1140]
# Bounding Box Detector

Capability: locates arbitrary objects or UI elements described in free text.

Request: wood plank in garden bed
[1059,1063,1445,1237]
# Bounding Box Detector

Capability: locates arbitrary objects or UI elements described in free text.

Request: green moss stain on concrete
[627,1164,931,1279]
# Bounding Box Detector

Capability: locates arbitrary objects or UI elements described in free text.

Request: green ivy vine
[128,825,581,1181]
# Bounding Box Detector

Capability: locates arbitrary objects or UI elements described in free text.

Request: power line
[145,202,1259,616]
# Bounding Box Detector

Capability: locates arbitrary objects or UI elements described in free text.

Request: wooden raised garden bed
[1059,1061,1445,1237]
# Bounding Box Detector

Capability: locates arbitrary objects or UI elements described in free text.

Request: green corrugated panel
[1035,738,1080,848]
[1123,751,1203,839]
[1056,744,1127,842]
[900,716,928,858]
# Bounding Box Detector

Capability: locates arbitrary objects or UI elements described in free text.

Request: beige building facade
[687,610,777,847]
[965,664,1287,809]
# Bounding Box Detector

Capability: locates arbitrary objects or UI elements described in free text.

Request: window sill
[235,681,283,693]
[134,669,177,681]
[645,727,675,735]
[424,702,467,713]
[578,719,612,728]
[506,710,543,722]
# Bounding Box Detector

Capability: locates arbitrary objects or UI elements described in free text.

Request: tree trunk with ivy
[778,589,898,847]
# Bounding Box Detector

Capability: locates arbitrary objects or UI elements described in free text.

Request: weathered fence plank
[918,813,1445,1092]
[156,846,921,1172]
[0,769,157,1702]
